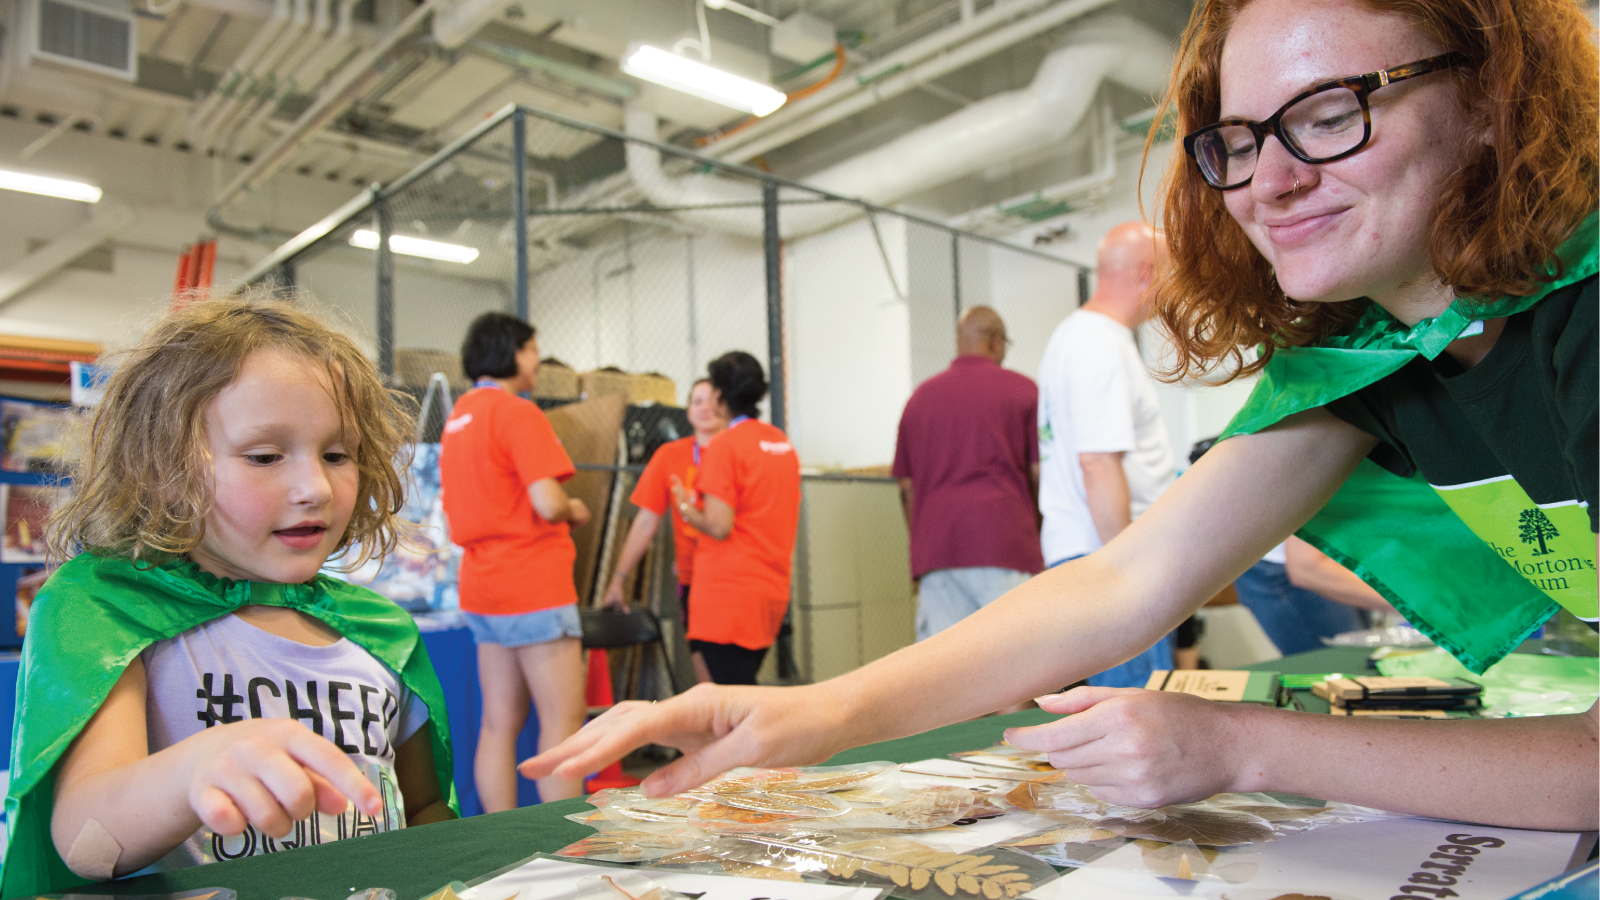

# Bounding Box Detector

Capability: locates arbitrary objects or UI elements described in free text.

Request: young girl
[5,297,457,897]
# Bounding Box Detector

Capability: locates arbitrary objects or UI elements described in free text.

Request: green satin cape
[1,553,458,898]
[1218,212,1599,674]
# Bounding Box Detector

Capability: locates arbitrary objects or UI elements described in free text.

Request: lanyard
[693,416,750,466]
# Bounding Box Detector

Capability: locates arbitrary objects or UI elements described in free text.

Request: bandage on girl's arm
[51,657,381,879]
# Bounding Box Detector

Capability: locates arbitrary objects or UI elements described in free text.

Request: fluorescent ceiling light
[0,168,102,203]
[349,229,479,264]
[621,45,786,117]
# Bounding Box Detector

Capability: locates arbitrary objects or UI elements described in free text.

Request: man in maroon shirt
[892,306,1043,642]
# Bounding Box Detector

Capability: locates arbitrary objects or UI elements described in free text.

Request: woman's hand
[186,719,383,839]
[1002,687,1256,809]
[519,682,854,797]
[602,573,629,609]
[668,475,691,515]
[567,498,591,529]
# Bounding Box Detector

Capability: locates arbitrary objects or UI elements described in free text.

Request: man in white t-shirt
[1037,221,1176,687]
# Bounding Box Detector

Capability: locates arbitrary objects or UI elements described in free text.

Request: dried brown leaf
[888,864,910,887]
[939,855,993,875]
[957,875,981,894]
[911,868,932,891]
[934,871,958,896]
[1104,808,1273,846]
[981,880,1002,899]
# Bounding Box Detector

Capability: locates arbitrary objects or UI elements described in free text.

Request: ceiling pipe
[700,0,1121,163]
[198,0,312,152]
[947,98,1120,236]
[623,12,1171,239]
[187,0,291,145]
[211,0,440,211]
[229,0,338,153]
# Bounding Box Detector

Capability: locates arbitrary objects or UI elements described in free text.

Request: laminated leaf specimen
[806,786,978,831]
[684,789,851,817]
[704,833,1057,900]
[1004,825,1119,846]
[949,750,1054,773]
[702,764,895,795]
[555,826,705,862]
[1097,806,1275,846]
[1001,773,1339,847]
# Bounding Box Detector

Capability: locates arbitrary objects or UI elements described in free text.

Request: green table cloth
[27,644,1534,900]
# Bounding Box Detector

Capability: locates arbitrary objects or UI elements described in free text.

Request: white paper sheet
[1021,816,1589,899]
[457,854,888,900]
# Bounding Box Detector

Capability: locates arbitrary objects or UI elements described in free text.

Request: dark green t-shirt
[1325,275,1597,609]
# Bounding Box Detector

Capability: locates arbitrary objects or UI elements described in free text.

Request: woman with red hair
[526,0,1597,831]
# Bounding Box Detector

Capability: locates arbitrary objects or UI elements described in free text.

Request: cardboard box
[536,358,580,400]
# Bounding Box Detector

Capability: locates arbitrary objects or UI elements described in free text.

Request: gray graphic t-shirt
[140,613,430,869]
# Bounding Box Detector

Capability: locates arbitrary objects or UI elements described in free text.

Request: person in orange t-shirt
[439,312,591,809]
[602,378,729,683]
[671,351,801,685]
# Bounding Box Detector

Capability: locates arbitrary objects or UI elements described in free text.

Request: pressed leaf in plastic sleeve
[555,824,707,862]
[682,789,851,817]
[950,745,1055,773]
[1096,806,1275,846]
[811,786,980,831]
[700,832,1059,900]
[701,763,897,795]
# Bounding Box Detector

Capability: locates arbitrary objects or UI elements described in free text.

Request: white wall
[787,215,911,471]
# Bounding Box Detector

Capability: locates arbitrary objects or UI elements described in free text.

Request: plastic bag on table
[699,831,1059,900]
[803,786,1001,831]
[1002,775,1369,846]
[581,790,700,826]
[947,745,1054,774]
[698,763,900,795]
[555,820,709,863]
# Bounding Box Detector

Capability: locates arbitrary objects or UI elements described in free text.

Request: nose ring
[1291,171,1301,195]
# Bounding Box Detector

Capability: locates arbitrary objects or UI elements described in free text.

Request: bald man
[1036,222,1176,687]
[892,306,1043,642]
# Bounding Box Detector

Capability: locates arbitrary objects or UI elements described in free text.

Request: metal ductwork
[623,12,1172,239]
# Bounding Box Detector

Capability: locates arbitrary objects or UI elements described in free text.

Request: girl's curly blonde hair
[48,290,413,570]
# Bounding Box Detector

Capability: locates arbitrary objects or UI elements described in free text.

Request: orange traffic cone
[583,649,640,791]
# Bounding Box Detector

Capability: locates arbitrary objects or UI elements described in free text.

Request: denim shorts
[461,604,582,648]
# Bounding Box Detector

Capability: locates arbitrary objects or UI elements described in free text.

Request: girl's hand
[1002,687,1256,809]
[188,719,382,839]
[519,683,852,797]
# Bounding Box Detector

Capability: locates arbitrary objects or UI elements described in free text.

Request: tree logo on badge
[1518,508,1560,556]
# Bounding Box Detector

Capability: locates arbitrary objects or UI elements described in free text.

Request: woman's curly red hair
[1147,0,1599,381]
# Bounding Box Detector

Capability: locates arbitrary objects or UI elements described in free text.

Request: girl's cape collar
[2,553,457,898]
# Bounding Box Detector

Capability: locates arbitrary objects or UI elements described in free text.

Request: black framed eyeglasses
[1182,52,1466,190]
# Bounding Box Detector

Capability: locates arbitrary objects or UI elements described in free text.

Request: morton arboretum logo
[1517,507,1561,556]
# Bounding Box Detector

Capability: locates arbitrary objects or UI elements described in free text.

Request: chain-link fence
[244,103,1085,690]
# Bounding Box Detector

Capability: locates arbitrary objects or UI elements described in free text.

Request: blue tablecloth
[419,624,544,814]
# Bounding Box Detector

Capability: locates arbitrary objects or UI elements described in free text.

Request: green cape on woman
[1218,213,1598,674]
[2,553,458,897]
